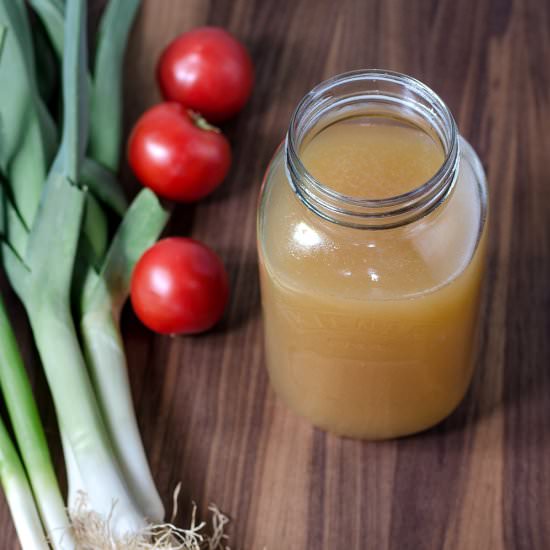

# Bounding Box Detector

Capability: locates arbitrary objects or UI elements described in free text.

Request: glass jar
[257,70,488,440]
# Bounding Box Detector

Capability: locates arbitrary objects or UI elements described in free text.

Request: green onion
[81,157,129,216]
[22,0,130,217]
[3,0,146,537]
[0,30,56,550]
[80,193,109,268]
[27,0,64,58]
[0,0,51,226]
[0,414,49,549]
[77,0,169,524]
[80,188,169,523]
[89,0,141,171]
[0,32,71,548]
[0,294,74,549]
[0,184,28,259]
[0,1,234,546]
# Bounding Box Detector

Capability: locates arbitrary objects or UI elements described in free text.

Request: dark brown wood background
[1,0,549,548]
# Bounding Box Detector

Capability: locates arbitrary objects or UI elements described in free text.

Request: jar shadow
[427,242,550,441]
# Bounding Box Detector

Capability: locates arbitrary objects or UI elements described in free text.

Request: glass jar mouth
[285,69,460,229]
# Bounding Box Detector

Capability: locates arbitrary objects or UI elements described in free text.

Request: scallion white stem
[29,306,147,536]
[82,309,164,522]
[0,417,49,550]
[0,295,74,549]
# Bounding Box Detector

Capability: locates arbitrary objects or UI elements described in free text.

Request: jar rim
[285,69,460,229]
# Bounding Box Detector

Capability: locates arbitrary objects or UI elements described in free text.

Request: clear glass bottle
[257,70,488,439]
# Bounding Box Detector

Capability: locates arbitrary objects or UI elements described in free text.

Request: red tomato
[128,102,231,202]
[157,27,254,122]
[131,238,229,335]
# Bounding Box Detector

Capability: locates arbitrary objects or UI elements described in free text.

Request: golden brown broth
[300,117,445,198]
[259,116,486,439]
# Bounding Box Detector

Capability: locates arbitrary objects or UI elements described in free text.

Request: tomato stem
[189,110,221,133]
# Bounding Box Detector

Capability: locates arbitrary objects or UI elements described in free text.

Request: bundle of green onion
[0,1,225,548]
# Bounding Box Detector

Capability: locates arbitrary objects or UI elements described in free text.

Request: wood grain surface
[1,0,549,548]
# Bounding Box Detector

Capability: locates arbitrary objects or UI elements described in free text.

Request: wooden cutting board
[1,0,548,548]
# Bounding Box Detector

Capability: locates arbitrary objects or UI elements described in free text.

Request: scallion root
[69,492,230,550]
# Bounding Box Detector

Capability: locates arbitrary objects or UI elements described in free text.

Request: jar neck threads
[285,70,460,230]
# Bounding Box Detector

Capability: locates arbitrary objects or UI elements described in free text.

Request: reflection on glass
[292,222,321,248]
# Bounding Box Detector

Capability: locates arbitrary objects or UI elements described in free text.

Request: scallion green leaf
[81,157,129,216]
[89,0,141,170]
[0,0,52,226]
[27,0,64,58]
